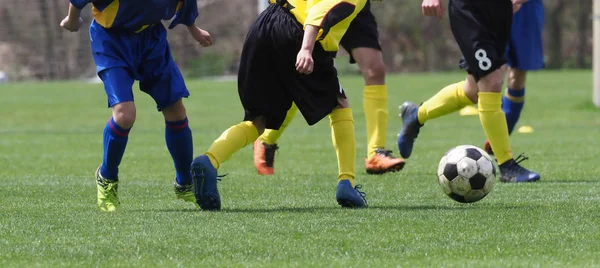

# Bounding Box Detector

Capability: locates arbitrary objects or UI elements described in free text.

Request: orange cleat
[365,149,406,175]
[253,139,279,175]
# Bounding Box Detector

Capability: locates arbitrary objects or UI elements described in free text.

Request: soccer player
[60,0,213,211]
[482,0,545,154]
[190,0,370,210]
[253,0,405,176]
[397,0,540,183]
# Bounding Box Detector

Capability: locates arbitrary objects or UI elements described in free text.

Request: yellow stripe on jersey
[176,1,184,12]
[92,0,120,28]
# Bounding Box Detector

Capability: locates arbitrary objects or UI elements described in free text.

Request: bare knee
[507,68,527,90]
[477,67,507,93]
[162,99,187,122]
[353,48,386,85]
[112,102,136,129]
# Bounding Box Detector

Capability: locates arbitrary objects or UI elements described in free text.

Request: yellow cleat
[174,181,195,203]
[96,167,120,212]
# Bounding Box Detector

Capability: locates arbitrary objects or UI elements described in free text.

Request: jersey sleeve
[69,0,94,9]
[304,0,362,39]
[168,0,199,29]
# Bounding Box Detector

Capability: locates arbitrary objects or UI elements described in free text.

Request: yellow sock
[478,92,512,164]
[206,121,259,169]
[417,81,473,124]
[363,85,388,158]
[329,108,356,187]
[259,103,298,145]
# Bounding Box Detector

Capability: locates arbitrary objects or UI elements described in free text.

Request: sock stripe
[109,118,130,137]
[166,118,189,130]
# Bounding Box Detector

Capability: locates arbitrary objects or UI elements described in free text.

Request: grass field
[1,70,599,267]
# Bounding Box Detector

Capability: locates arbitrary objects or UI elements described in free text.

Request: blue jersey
[69,0,198,32]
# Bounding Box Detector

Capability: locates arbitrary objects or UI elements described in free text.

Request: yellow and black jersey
[269,0,368,52]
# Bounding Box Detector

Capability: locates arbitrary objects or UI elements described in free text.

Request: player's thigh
[137,25,189,111]
[98,67,136,108]
[449,0,512,81]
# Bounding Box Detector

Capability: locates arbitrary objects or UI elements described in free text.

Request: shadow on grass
[127,203,537,213]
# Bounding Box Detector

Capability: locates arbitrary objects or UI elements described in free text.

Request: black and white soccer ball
[437,145,496,203]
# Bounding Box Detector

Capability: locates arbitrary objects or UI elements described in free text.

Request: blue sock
[100,117,130,180]
[165,117,193,185]
[502,87,525,135]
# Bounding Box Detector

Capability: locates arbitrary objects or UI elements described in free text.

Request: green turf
[1,70,599,267]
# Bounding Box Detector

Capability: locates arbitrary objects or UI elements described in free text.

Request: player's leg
[161,99,195,203]
[253,103,298,175]
[503,67,526,134]
[97,68,136,212]
[397,73,476,159]
[291,45,366,208]
[190,4,288,210]
[503,0,544,135]
[340,3,404,173]
[449,0,539,182]
[137,24,195,203]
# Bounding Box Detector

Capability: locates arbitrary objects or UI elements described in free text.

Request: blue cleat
[190,155,221,210]
[397,102,422,159]
[499,154,540,183]
[336,180,367,208]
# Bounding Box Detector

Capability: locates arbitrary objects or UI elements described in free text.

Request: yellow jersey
[269,0,368,52]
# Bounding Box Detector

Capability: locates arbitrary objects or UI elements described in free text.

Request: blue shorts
[506,0,545,71]
[90,21,189,110]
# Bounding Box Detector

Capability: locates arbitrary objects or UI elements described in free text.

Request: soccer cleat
[499,154,540,183]
[96,166,120,212]
[253,139,278,175]
[365,148,406,174]
[174,181,195,203]
[336,180,367,208]
[190,155,221,210]
[483,140,494,155]
[397,102,422,159]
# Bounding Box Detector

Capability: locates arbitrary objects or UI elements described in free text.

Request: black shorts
[339,0,381,64]
[449,0,512,81]
[238,4,345,130]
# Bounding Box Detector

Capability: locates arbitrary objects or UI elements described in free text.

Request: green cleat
[174,181,195,203]
[96,167,120,212]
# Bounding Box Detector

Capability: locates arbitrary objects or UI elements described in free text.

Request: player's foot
[397,102,422,159]
[174,181,195,203]
[499,154,540,183]
[336,180,367,208]
[253,139,278,175]
[483,140,494,155]
[96,166,119,212]
[365,148,406,174]
[190,155,221,210]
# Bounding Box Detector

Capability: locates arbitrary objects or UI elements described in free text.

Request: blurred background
[0,0,592,81]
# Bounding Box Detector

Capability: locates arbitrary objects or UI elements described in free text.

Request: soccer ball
[437,145,496,203]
